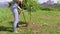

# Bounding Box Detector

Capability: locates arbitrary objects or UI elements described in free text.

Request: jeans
[10,4,19,32]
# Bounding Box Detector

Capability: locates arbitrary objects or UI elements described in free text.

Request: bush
[39,6,53,11]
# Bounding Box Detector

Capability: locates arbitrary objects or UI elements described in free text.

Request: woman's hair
[18,2,23,9]
[17,0,23,9]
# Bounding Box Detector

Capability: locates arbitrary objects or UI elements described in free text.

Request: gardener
[10,0,23,33]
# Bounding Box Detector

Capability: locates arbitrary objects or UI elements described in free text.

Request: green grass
[0,8,60,34]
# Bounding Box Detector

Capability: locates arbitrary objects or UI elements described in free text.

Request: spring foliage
[23,0,39,12]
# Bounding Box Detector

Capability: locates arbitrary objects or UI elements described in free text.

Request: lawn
[0,8,60,34]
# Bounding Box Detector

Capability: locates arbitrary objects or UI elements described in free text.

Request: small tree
[23,0,40,22]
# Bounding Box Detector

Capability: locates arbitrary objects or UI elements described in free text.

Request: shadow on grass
[9,21,28,27]
[0,21,28,32]
[0,26,13,32]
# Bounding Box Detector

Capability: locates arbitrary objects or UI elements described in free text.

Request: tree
[22,0,40,22]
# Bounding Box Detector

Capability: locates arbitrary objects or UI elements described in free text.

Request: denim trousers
[10,3,19,32]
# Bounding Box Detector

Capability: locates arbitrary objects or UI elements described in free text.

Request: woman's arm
[18,6,23,10]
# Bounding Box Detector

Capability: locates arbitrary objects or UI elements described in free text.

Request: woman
[10,0,23,33]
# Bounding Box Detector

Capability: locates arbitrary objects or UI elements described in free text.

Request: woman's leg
[10,5,19,32]
[13,8,19,32]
